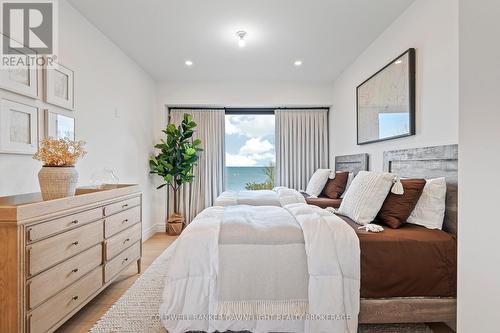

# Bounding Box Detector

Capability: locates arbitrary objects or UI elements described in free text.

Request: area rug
[90,244,432,333]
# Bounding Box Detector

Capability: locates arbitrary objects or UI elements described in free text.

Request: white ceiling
[67,0,414,84]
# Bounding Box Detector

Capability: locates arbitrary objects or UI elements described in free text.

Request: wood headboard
[335,153,369,175]
[383,144,458,235]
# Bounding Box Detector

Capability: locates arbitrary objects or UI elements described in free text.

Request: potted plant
[149,113,202,235]
[33,138,86,200]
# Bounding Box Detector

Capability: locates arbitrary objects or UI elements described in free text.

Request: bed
[357,144,458,325]
[213,187,306,207]
[160,203,360,333]
[160,144,458,332]
[214,153,369,209]
[304,153,369,208]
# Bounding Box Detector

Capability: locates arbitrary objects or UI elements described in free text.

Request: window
[225,113,275,191]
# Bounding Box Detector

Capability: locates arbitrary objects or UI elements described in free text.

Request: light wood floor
[55,232,177,333]
[55,232,454,333]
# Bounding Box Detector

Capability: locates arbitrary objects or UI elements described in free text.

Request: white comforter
[160,203,360,333]
[214,187,306,207]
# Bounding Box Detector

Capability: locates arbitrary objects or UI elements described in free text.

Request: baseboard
[142,222,166,241]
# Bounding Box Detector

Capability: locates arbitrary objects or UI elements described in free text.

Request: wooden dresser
[0,184,142,333]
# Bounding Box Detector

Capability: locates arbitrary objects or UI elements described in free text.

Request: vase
[38,166,79,200]
[167,212,184,235]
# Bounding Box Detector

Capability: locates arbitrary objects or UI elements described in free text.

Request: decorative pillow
[337,171,397,225]
[376,179,426,229]
[407,178,447,229]
[340,172,354,199]
[322,171,349,199]
[305,169,331,197]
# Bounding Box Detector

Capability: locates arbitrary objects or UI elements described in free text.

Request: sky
[225,114,275,167]
[378,112,409,139]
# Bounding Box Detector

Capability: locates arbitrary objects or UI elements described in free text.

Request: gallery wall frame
[0,99,38,154]
[44,109,75,140]
[0,34,38,98]
[44,62,75,110]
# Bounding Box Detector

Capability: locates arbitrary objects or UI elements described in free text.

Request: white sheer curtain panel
[275,109,329,190]
[168,109,225,223]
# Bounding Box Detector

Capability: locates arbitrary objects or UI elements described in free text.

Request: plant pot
[167,212,185,235]
[38,166,79,200]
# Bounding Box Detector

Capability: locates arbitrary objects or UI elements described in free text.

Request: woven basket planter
[38,166,79,200]
[167,212,185,235]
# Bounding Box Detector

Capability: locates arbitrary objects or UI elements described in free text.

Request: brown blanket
[339,215,457,298]
[304,196,342,208]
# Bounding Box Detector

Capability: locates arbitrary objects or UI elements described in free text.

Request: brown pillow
[377,179,426,229]
[322,171,349,199]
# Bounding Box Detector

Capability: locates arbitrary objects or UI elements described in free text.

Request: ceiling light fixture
[236,31,247,48]
[294,60,303,67]
[185,60,193,67]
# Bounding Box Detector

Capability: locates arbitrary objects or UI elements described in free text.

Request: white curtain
[168,109,225,224]
[275,109,329,190]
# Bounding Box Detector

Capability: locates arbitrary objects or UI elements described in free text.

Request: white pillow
[305,169,331,196]
[337,171,395,225]
[407,178,447,229]
[340,172,354,198]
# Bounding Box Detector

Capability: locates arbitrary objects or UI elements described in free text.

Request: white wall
[0,1,163,238]
[458,0,500,332]
[157,81,334,108]
[329,0,458,170]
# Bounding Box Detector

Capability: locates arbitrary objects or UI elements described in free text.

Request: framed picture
[44,62,74,110]
[44,109,75,140]
[0,43,38,98]
[0,99,38,154]
[356,48,415,145]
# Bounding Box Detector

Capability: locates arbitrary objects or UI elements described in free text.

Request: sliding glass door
[224,112,275,191]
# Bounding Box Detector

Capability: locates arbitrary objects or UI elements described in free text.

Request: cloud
[249,152,276,162]
[225,151,275,167]
[226,153,257,167]
[225,115,276,167]
[225,117,240,135]
[239,137,273,154]
[226,115,275,138]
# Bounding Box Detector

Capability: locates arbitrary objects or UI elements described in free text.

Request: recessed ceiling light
[236,31,247,48]
[294,60,303,67]
[185,60,193,67]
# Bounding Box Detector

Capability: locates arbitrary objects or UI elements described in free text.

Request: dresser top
[0,184,140,223]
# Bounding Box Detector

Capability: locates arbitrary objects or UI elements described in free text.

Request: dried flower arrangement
[33,138,87,167]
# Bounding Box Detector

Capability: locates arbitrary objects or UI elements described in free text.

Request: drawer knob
[70,219,79,224]
[123,257,129,263]
[71,268,79,273]
[124,238,130,243]
[72,295,79,301]
[122,219,129,224]
[122,204,129,208]
[71,241,79,246]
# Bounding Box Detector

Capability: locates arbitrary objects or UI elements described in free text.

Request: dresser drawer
[104,241,140,283]
[27,207,103,243]
[104,196,141,216]
[28,267,103,333]
[28,221,103,276]
[105,222,141,260]
[27,244,102,309]
[104,206,141,238]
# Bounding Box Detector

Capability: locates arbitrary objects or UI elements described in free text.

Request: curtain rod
[167,106,330,111]
[167,106,330,121]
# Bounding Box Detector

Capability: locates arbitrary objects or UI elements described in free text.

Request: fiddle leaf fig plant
[149,113,202,215]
